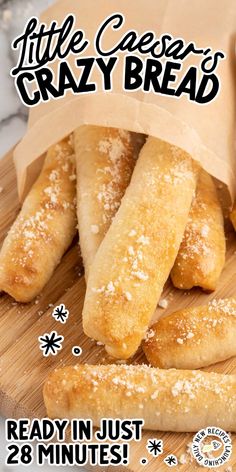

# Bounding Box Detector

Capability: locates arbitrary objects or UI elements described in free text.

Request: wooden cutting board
[0,149,236,472]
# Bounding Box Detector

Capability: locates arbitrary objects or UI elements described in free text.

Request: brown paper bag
[13,0,236,202]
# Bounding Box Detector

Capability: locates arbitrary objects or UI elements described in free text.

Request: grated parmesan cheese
[91,225,99,234]
[159,299,168,309]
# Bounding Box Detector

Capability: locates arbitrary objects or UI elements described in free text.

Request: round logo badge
[192,427,232,468]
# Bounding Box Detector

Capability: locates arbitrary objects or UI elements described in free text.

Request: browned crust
[0,137,77,302]
[82,137,199,359]
[43,363,236,432]
[143,298,236,369]
[171,170,225,291]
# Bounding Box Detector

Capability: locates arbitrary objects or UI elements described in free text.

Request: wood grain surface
[0,150,235,471]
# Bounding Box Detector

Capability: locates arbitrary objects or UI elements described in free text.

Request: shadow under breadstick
[82,137,199,359]
[43,364,236,432]
[230,202,236,231]
[143,298,236,369]
[73,126,145,279]
[0,137,77,302]
[171,169,226,291]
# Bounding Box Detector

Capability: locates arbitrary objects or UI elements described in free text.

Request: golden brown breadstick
[0,137,76,302]
[82,137,199,359]
[171,170,225,291]
[43,364,236,432]
[74,126,144,278]
[230,203,236,231]
[143,298,236,369]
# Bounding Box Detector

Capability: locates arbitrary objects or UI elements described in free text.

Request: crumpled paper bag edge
[13,93,235,203]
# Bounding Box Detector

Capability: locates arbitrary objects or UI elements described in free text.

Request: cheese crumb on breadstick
[171,170,225,291]
[82,137,199,359]
[143,298,236,369]
[74,126,144,278]
[43,364,236,432]
[0,137,77,302]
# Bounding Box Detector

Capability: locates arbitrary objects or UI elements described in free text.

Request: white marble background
[0,1,86,471]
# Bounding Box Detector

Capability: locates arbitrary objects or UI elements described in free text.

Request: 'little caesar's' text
[11,13,225,107]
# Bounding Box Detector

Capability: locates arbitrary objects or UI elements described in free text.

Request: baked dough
[0,137,77,302]
[143,298,236,369]
[230,203,236,231]
[74,126,144,278]
[82,137,199,359]
[171,170,225,291]
[43,363,236,432]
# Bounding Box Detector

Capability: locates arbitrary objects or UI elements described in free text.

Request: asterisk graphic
[38,331,64,356]
[164,454,178,467]
[146,438,163,457]
[52,303,69,324]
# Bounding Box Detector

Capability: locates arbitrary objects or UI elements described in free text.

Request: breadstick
[82,137,199,359]
[0,137,76,302]
[143,298,236,369]
[171,170,225,291]
[230,203,236,231]
[43,364,236,432]
[74,126,144,278]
